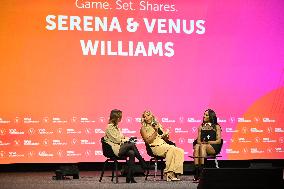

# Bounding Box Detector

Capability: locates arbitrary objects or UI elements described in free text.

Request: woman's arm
[208,125,222,144]
[197,126,202,144]
[106,125,125,144]
[157,123,169,140]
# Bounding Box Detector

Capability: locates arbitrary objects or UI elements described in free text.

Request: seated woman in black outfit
[104,109,147,183]
[193,109,222,181]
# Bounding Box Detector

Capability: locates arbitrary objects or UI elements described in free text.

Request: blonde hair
[141,110,157,126]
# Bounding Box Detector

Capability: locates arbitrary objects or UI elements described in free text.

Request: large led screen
[0,0,283,163]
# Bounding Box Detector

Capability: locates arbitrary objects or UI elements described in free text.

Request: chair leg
[146,158,155,180]
[160,160,164,179]
[154,160,157,180]
[215,158,219,168]
[99,159,109,182]
[115,160,119,183]
[145,159,152,180]
[111,161,115,182]
[145,158,165,181]
[204,157,207,167]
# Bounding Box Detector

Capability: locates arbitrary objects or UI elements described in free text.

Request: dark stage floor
[0,171,198,189]
[1,166,283,189]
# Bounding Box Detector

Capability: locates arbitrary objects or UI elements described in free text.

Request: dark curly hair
[203,109,218,130]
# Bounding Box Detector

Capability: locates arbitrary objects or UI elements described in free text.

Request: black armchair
[99,137,127,183]
[144,143,165,180]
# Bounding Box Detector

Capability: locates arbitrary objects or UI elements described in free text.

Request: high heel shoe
[126,177,137,183]
[126,177,131,183]
[130,178,137,183]
[126,165,137,183]
[165,172,180,182]
[193,177,199,182]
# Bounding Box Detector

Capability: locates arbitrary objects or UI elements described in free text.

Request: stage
[1,168,283,189]
[0,171,198,189]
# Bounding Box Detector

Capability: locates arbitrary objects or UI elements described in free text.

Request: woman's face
[143,112,153,123]
[118,113,122,122]
[203,111,210,123]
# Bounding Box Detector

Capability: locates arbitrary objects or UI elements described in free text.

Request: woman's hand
[164,129,170,135]
[121,137,129,143]
[162,129,170,138]
[152,124,159,131]
[201,138,209,144]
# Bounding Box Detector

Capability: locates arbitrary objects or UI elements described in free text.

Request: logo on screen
[43,139,49,146]
[43,117,49,123]
[229,116,235,123]
[226,128,238,133]
[99,117,105,123]
[14,117,20,123]
[192,127,197,133]
[217,118,226,123]
[85,128,92,134]
[175,128,188,133]
[242,127,247,134]
[14,140,20,146]
[275,128,284,133]
[179,117,184,123]
[85,150,91,157]
[95,150,103,156]
[179,138,185,144]
[135,118,141,122]
[71,117,77,123]
[267,127,273,134]
[126,117,132,123]
[187,117,202,123]
[0,129,6,135]
[263,118,276,123]
[95,129,105,134]
[161,118,175,123]
[0,118,10,124]
[39,151,54,157]
[254,117,260,122]
[28,151,35,157]
[57,150,64,157]
[188,138,195,144]
[81,117,90,123]
[57,128,63,134]
[28,128,35,135]
[72,138,77,145]
[0,151,5,157]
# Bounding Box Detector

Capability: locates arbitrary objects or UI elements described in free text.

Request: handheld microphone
[151,121,163,135]
[157,128,163,135]
[153,121,164,134]
[129,137,137,143]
